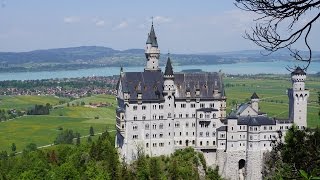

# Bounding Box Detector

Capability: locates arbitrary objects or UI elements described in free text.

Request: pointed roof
[164,56,174,76]
[291,66,306,75]
[251,92,259,99]
[146,24,158,47]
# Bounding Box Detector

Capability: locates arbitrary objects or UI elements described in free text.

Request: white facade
[114,24,309,180]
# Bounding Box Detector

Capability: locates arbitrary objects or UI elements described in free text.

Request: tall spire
[164,55,174,76]
[146,22,158,47]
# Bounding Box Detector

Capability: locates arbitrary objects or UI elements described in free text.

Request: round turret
[291,67,306,91]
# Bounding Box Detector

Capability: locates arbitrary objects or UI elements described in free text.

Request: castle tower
[145,22,160,71]
[288,67,309,129]
[251,92,259,113]
[163,56,175,120]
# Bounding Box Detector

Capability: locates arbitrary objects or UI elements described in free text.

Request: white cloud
[92,18,106,27]
[63,16,80,24]
[114,21,128,30]
[152,16,172,24]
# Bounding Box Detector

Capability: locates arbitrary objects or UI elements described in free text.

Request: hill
[0,46,319,72]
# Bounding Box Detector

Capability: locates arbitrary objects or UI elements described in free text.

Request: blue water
[0,61,319,81]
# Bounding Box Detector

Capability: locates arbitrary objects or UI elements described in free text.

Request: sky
[0,0,319,53]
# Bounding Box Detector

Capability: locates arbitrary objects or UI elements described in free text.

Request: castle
[115,23,309,180]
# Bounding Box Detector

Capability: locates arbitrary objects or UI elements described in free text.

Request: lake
[0,61,319,81]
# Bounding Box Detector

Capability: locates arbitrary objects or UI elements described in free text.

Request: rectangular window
[160,133,163,138]
[133,135,138,139]
[133,106,137,110]
[159,123,163,129]
[200,132,203,137]
[142,105,146,110]
[200,103,205,108]
[191,104,195,108]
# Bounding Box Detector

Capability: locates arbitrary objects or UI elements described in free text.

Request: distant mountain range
[0,46,319,72]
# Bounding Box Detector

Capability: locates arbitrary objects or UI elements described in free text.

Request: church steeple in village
[144,21,160,71]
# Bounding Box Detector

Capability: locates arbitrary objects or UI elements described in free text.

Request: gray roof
[146,24,158,47]
[291,66,306,75]
[120,71,164,102]
[237,116,276,126]
[217,126,227,131]
[164,57,174,76]
[235,103,252,115]
[174,72,224,99]
[251,92,259,99]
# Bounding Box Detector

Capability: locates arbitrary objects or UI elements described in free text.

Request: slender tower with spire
[288,67,309,129]
[145,21,160,71]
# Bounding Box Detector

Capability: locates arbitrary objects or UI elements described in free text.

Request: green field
[0,94,116,152]
[0,95,68,110]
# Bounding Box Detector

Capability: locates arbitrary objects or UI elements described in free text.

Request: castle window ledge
[195,146,217,150]
[116,124,125,132]
[198,119,211,122]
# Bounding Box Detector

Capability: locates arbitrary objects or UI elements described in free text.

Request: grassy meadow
[0,94,116,152]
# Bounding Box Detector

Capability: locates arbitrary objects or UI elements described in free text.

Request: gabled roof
[217,126,227,131]
[251,92,259,99]
[291,66,306,75]
[237,116,276,126]
[174,72,224,99]
[119,71,164,102]
[164,56,174,76]
[146,24,158,47]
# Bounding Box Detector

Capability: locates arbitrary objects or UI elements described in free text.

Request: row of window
[146,142,165,148]
[249,126,274,131]
[230,126,246,131]
[133,105,163,111]
[133,121,217,131]
[249,134,276,140]
[230,134,246,139]
[199,132,216,137]
[132,102,221,111]
[279,126,289,130]
[132,113,218,121]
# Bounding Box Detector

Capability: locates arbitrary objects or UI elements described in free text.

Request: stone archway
[238,159,246,180]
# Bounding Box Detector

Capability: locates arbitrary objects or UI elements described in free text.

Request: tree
[87,136,92,143]
[76,132,80,145]
[54,129,75,144]
[89,126,94,136]
[11,143,16,152]
[263,126,320,179]
[235,0,320,69]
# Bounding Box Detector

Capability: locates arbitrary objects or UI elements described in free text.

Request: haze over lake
[0,61,319,81]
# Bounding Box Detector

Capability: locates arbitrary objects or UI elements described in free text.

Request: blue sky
[0,0,319,53]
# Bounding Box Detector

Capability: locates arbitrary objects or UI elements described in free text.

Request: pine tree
[89,126,94,136]
[11,143,16,152]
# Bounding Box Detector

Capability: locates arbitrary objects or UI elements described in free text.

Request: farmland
[0,95,116,152]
